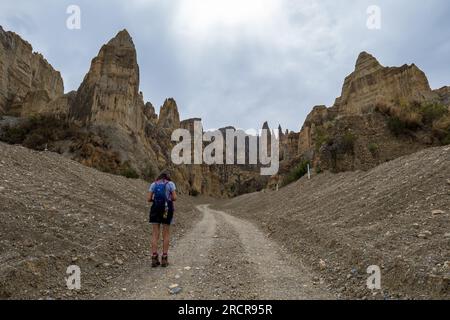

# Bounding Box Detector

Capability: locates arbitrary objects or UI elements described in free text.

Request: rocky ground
[0,141,198,299]
[0,141,448,300]
[100,205,332,300]
[215,145,450,299]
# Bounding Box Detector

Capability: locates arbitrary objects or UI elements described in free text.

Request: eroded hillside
[216,145,450,299]
[0,141,198,299]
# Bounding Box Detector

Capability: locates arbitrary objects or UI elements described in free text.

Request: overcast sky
[1,0,449,131]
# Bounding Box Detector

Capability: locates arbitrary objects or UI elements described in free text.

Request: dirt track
[1,141,448,299]
[101,205,332,299]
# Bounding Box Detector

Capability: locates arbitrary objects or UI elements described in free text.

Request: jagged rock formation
[1,25,448,195]
[293,51,449,175]
[434,86,450,106]
[0,26,64,116]
[70,29,147,134]
[334,52,437,114]
[0,27,263,196]
[158,98,180,129]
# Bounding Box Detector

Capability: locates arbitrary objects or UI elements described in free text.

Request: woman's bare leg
[151,224,160,255]
[162,225,170,255]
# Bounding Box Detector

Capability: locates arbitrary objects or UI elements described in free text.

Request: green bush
[282,160,309,186]
[190,189,200,197]
[0,125,28,144]
[379,101,448,137]
[142,163,156,182]
[442,132,450,146]
[23,132,47,150]
[387,117,408,136]
[315,165,323,174]
[120,162,139,179]
[341,132,357,153]
[420,102,448,125]
[314,127,330,151]
[368,143,379,157]
[0,115,79,149]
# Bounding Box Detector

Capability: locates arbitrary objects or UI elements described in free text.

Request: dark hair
[157,171,171,181]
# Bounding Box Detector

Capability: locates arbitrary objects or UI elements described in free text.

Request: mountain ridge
[1,26,449,196]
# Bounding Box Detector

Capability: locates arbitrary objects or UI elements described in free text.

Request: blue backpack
[153,180,168,209]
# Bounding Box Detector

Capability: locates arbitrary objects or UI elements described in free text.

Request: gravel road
[101,205,332,299]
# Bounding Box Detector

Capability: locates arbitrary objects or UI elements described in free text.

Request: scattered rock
[183,266,191,271]
[319,259,326,270]
[168,284,182,295]
[431,210,445,216]
[418,231,432,239]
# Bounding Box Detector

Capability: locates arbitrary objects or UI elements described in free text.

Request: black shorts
[149,201,174,225]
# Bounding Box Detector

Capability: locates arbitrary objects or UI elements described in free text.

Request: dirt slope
[1,141,448,300]
[215,146,450,299]
[0,142,198,299]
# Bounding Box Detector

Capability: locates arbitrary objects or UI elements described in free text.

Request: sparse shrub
[420,102,448,125]
[120,162,139,179]
[377,101,449,137]
[340,132,357,153]
[142,163,156,182]
[314,127,330,151]
[387,116,408,136]
[432,113,450,145]
[282,160,309,186]
[190,189,200,197]
[23,132,47,150]
[315,165,323,174]
[0,125,28,144]
[0,115,80,149]
[368,143,379,157]
[442,132,450,145]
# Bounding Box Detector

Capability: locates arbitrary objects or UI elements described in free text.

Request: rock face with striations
[3,27,448,195]
[0,26,64,116]
[293,51,448,174]
[70,29,147,133]
[158,98,180,129]
[333,52,437,114]
[434,86,450,107]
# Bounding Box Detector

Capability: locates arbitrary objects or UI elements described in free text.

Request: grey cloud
[0,0,449,131]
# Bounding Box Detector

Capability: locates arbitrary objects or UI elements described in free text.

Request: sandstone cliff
[333,52,437,114]
[1,27,448,196]
[292,52,449,176]
[70,29,147,134]
[434,86,450,106]
[0,26,64,116]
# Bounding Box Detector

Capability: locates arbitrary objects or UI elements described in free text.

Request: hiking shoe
[161,254,169,267]
[151,254,160,268]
